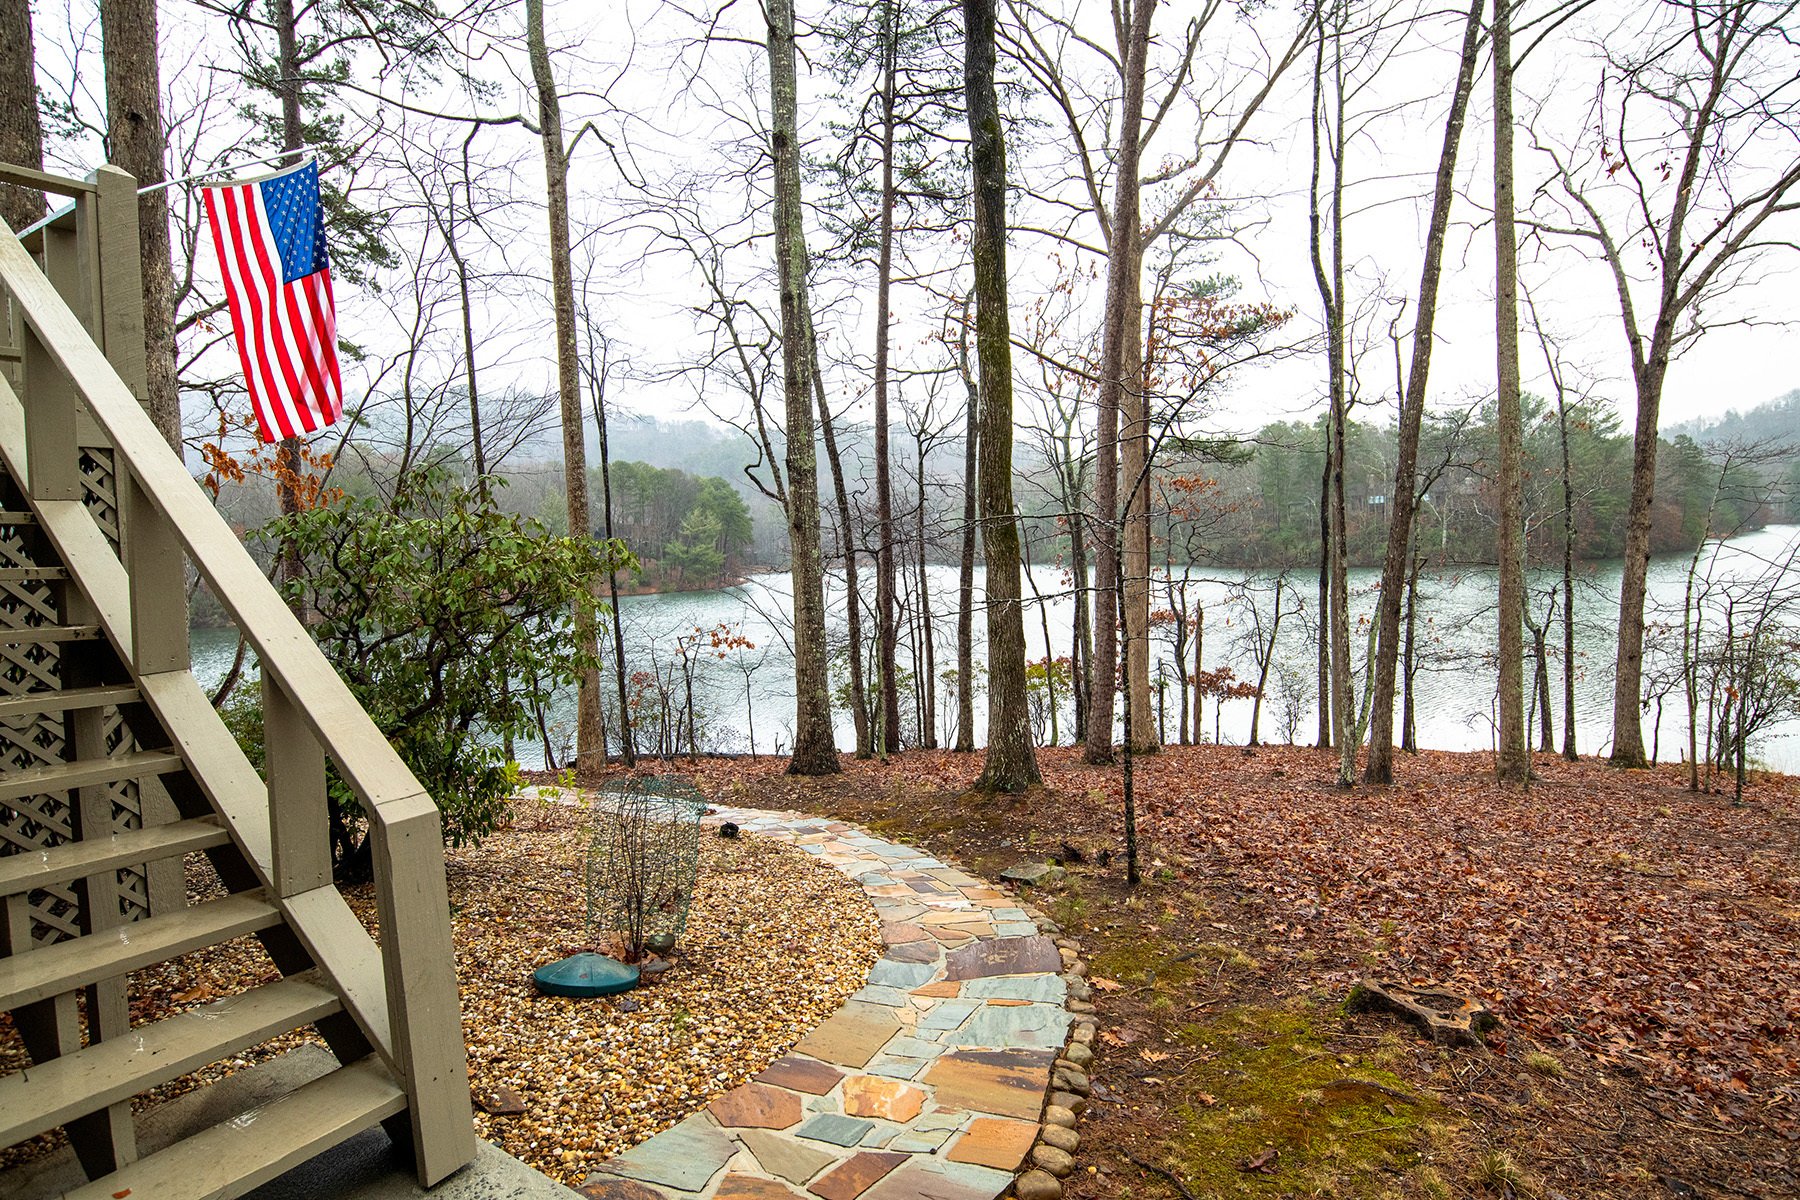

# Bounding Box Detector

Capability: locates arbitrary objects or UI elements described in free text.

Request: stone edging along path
[579,806,1097,1200]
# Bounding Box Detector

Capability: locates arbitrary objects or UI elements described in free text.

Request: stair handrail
[0,163,476,1186]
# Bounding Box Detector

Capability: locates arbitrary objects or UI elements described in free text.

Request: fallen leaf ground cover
[681,744,1800,1200]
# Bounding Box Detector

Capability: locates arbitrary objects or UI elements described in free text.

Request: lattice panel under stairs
[78,446,122,555]
[0,462,149,947]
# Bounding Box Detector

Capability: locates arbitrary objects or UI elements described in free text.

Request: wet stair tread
[0,971,342,1146]
[0,891,281,1011]
[0,815,229,898]
[60,1057,408,1200]
[61,1055,408,1200]
[0,683,140,719]
[0,747,184,803]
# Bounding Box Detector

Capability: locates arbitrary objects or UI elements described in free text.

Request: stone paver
[586,805,1073,1200]
[755,1057,845,1096]
[945,1117,1039,1171]
[710,1083,805,1130]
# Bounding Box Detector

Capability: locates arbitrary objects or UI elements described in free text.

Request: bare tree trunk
[1401,550,1422,753]
[965,0,1039,793]
[1085,0,1153,766]
[873,0,902,752]
[100,0,180,450]
[769,0,841,776]
[1309,9,1355,787]
[1249,582,1284,746]
[1582,4,1792,770]
[1493,0,1528,784]
[1121,246,1154,753]
[1316,441,1331,748]
[593,346,636,767]
[1190,601,1204,746]
[1557,385,1578,760]
[1023,535,1056,745]
[1531,600,1554,752]
[1363,0,1485,784]
[443,166,486,485]
[1067,461,1091,745]
[955,331,978,752]
[0,0,45,233]
[1170,581,1189,745]
[916,431,939,747]
[816,361,872,756]
[1611,368,1664,768]
[526,0,604,770]
[1310,6,1336,757]
[1328,396,1354,785]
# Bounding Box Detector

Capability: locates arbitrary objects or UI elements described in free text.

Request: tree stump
[1346,979,1498,1047]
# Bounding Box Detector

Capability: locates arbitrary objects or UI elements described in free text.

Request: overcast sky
[546,0,1800,441]
[31,0,1799,452]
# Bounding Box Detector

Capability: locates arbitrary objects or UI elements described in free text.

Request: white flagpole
[138,150,313,196]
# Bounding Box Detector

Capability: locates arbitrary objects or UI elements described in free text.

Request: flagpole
[138,150,313,196]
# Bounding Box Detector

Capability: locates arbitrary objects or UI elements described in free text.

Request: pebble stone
[1013,1168,1064,1199]
[1038,1124,1079,1154]
[1041,1105,1078,1130]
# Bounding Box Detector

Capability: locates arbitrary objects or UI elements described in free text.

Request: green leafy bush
[258,471,635,871]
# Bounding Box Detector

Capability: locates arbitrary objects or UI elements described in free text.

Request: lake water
[191,524,1800,774]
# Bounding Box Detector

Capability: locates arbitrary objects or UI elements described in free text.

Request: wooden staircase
[0,164,476,1197]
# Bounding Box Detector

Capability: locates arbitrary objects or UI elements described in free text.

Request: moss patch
[1156,1000,1458,1197]
[1089,938,1200,989]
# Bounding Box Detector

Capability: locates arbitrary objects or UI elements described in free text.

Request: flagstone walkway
[580,806,1093,1200]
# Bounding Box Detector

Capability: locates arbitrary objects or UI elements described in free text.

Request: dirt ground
[647,744,1800,1200]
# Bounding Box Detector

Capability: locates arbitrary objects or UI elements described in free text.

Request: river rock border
[579,806,1094,1200]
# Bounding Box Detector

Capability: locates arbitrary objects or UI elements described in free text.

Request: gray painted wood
[0,816,227,897]
[0,891,279,1010]
[0,971,342,1146]
[60,1056,408,1200]
[0,747,182,804]
[266,677,329,897]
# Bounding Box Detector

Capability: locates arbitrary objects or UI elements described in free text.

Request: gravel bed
[0,793,882,1187]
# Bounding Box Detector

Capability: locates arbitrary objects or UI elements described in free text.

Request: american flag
[202,160,344,444]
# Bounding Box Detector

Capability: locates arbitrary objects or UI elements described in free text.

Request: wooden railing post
[370,794,476,1185]
[265,675,331,898]
[87,167,146,401]
[20,321,76,502]
[124,468,188,676]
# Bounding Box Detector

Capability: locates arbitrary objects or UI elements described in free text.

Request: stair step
[0,565,66,582]
[0,683,140,719]
[62,1055,407,1200]
[0,746,184,803]
[0,815,228,898]
[0,890,280,1011]
[0,970,342,1147]
[0,622,101,644]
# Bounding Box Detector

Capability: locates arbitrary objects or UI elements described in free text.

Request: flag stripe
[202,191,276,443]
[202,160,344,445]
[243,186,311,436]
[222,186,289,438]
[221,185,301,440]
[301,273,343,422]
